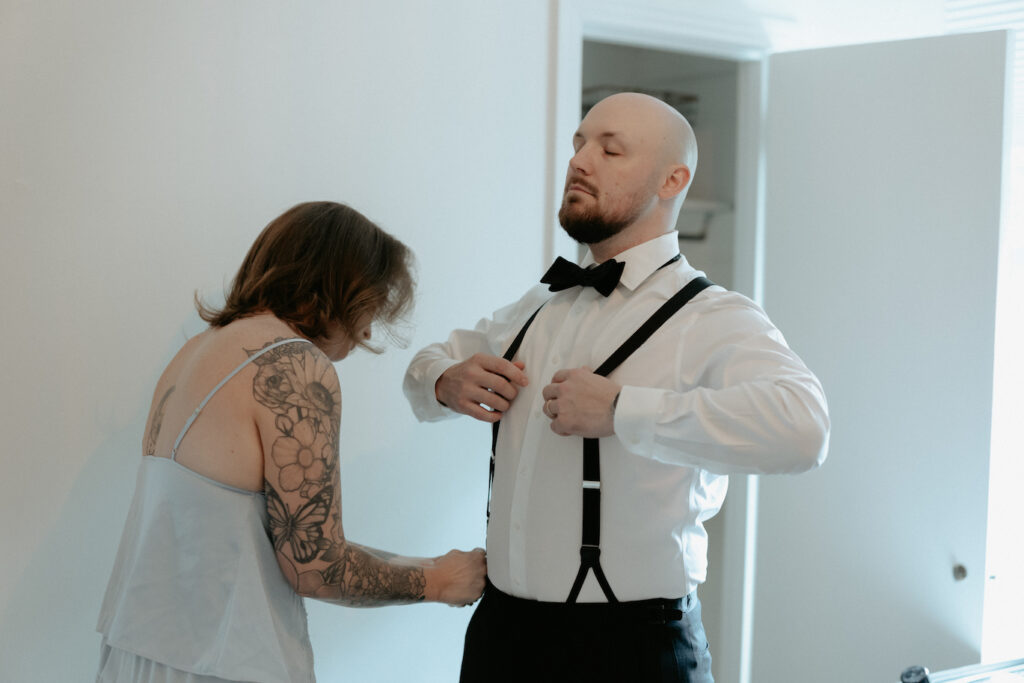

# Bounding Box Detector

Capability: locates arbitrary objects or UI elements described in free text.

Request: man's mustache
[565,177,598,196]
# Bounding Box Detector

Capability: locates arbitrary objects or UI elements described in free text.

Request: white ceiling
[747,0,947,52]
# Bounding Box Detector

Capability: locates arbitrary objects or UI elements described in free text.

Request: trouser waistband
[481,578,689,624]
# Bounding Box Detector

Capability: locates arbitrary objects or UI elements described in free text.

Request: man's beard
[558,194,647,245]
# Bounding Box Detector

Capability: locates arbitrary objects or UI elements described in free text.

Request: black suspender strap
[488,303,545,525]
[566,434,618,602]
[566,275,714,604]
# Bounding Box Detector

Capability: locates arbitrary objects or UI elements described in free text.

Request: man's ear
[659,165,691,200]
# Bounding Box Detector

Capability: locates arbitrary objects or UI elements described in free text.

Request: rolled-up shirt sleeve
[613,296,830,476]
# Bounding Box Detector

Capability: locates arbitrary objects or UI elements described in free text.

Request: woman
[96,201,486,682]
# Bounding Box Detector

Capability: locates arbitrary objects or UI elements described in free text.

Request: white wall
[0,1,551,681]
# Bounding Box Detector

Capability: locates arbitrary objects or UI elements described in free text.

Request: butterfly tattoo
[266,484,333,564]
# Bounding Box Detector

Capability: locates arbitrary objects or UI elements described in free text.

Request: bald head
[585,92,698,179]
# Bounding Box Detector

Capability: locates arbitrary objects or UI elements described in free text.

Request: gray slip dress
[96,338,316,683]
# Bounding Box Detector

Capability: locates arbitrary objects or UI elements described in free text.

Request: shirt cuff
[613,385,663,457]
[419,358,461,421]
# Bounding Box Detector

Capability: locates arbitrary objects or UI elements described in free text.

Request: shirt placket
[506,290,595,595]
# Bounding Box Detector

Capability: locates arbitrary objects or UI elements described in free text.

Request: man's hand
[541,367,621,438]
[435,353,529,423]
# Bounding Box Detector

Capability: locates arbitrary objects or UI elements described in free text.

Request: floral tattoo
[249,339,340,499]
[253,338,426,605]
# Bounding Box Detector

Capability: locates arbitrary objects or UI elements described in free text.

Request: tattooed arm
[345,542,431,564]
[252,339,485,607]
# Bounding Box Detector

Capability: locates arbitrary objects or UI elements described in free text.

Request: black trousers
[460,580,713,683]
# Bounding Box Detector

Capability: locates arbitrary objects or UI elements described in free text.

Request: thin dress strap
[170,337,311,461]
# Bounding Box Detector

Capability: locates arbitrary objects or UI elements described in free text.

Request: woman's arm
[252,339,484,607]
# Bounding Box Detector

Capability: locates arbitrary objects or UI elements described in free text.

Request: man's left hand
[541,367,621,438]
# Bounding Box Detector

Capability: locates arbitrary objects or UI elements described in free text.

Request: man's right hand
[435,353,528,423]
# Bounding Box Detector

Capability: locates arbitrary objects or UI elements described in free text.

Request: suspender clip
[580,544,601,564]
[582,480,601,490]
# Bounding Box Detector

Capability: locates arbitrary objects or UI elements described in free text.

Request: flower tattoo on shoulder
[249,339,341,499]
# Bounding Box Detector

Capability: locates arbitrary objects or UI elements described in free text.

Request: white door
[752,31,1010,682]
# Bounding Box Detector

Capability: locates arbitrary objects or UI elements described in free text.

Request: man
[403,93,830,682]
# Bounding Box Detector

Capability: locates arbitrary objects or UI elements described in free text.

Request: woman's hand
[430,548,487,606]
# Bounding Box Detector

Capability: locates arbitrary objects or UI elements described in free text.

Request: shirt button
[551,354,561,366]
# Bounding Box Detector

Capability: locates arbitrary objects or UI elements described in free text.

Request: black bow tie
[540,256,625,297]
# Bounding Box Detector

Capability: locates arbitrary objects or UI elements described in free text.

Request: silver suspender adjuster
[582,480,601,490]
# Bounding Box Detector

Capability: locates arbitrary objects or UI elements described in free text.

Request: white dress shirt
[404,232,829,602]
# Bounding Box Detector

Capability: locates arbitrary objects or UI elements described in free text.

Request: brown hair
[197,201,415,351]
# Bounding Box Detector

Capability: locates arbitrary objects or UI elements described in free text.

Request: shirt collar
[580,232,681,292]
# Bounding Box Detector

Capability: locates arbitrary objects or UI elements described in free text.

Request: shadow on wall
[0,419,142,681]
[0,320,196,682]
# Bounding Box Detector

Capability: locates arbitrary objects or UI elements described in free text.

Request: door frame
[546,3,773,682]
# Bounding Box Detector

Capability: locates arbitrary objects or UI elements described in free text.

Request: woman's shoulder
[200,314,312,362]
[157,316,313,398]
[201,317,339,404]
